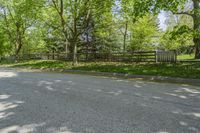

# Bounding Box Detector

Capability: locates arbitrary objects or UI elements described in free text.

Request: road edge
[2,66,199,86]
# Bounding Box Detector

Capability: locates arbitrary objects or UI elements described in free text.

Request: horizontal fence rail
[1,51,177,63]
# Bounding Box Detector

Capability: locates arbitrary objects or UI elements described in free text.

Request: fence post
[155,51,158,63]
[174,50,177,63]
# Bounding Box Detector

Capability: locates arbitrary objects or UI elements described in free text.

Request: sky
[158,11,168,31]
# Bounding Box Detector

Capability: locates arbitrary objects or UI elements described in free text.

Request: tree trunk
[193,0,200,59]
[73,42,78,66]
[15,41,22,62]
[15,24,23,62]
[194,38,200,58]
[86,32,89,60]
[65,39,68,53]
[123,21,128,53]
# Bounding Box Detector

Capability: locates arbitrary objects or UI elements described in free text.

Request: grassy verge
[177,54,195,60]
[1,60,200,79]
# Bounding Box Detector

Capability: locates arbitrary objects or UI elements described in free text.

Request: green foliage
[0,0,198,59]
[129,15,158,51]
[159,29,193,51]
[170,25,193,39]
[0,0,45,57]
[0,28,11,56]
[133,0,187,13]
[159,13,194,53]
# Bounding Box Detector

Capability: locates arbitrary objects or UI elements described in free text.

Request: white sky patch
[158,11,168,31]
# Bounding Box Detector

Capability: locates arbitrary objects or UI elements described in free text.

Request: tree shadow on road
[0,70,200,133]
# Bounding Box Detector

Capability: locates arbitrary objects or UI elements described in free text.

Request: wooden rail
[3,51,177,63]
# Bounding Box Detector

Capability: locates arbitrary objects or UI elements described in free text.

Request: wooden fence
[2,51,177,63]
[156,50,177,63]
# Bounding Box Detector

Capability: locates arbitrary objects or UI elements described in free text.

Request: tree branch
[171,11,194,17]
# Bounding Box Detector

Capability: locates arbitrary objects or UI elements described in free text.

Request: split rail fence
[1,50,177,63]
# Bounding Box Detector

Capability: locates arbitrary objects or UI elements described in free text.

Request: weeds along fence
[2,51,177,63]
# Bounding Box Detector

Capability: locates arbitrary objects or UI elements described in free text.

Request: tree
[51,0,95,65]
[134,0,200,58]
[0,0,44,61]
[129,15,158,51]
[159,11,194,53]
[0,29,10,58]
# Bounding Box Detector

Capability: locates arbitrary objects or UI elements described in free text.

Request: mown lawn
[1,60,200,79]
[177,54,195,60]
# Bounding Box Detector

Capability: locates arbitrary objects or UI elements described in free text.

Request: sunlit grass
[1,60,200,79]
[177,54,195,60]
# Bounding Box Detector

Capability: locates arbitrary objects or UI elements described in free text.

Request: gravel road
[0,68,200,133]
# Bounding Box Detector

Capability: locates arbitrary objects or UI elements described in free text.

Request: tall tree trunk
[194,38,200,58]
[73,42,78,65]
[193,0,200,59]
[52,0,69,54]
[123,21,128,53]
[65,39,68,53]
[72,0,78,66]
[86,32,90,60]
[15,23,23,62]
[15,41,22,61]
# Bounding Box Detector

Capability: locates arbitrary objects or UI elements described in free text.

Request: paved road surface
[0,68,200,133]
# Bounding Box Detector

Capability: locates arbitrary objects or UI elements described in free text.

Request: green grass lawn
[177,54,195,60]
[1,60,200,79]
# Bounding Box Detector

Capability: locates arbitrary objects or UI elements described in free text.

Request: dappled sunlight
[0,68,200,132]
[0,99,25,120]
[172,110,200,119]
[178,121,200,132]
[0,72,17,78]
[134,84,143,88]
[67,80,76,85]
[87,87,123,96]
[115,79,124,82]
[0,112,14,119]
[0,95,25,126]
[0,94,11,100]
[179,121,188,126]
[0,102,19,112]
[181,84,190,87]
[186,112,200,118]
[94,89,102,92]
[37,80,76,92]
[181,87,200,94]
[134,93,142,97]
[173,87,200,95]
[188,127,199,132]
[165,93,188,99]
[86,86,126,96]
[66,87,71,90]
[54,80,62,83]
[136,81,145,84]
[107,90,123,96]
[152,96,162,100]
[0,123,45,133]
[47,126,76,133]
[140,103,148,107]
[163,86,200,100]
[37,81,53,86]
[46,86,56,91]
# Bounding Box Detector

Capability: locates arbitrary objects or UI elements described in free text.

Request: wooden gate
[156,50,177,63]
